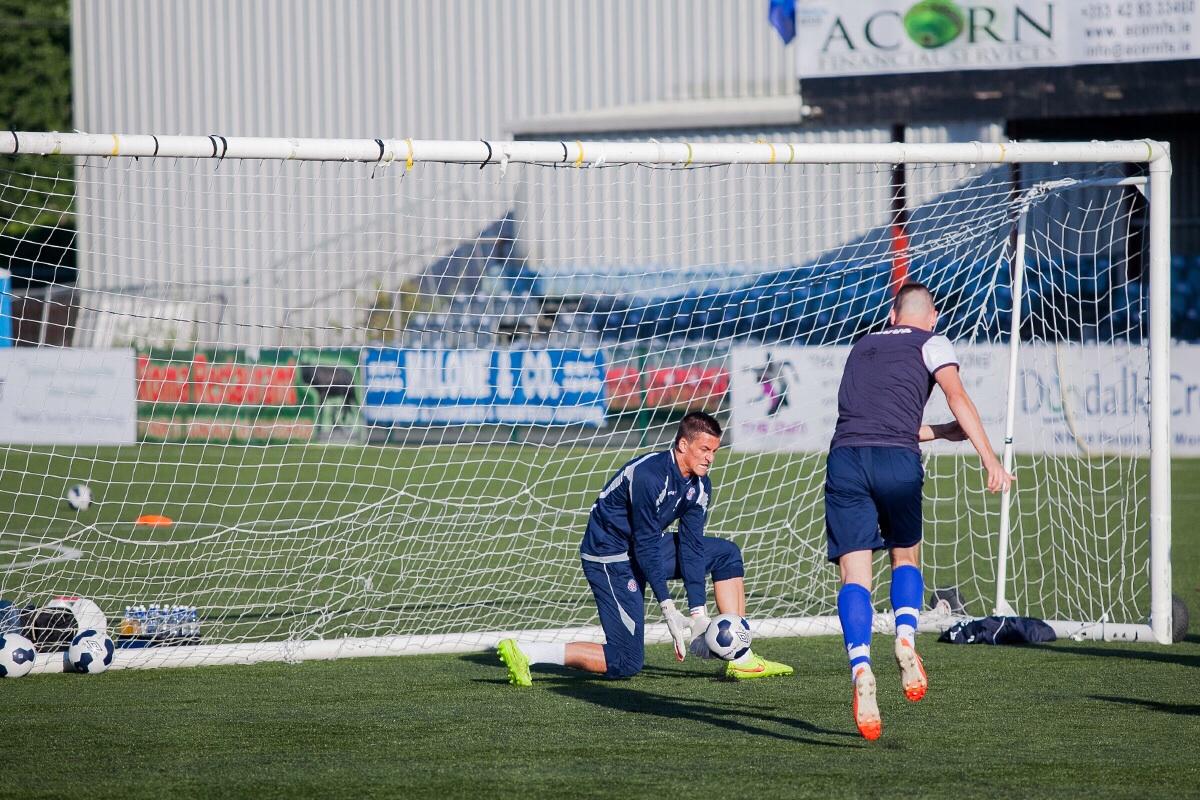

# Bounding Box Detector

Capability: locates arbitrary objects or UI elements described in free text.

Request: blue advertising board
[0,269,11,347]
[361,347,606,425]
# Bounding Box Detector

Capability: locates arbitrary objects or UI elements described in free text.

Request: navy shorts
[824,446,924,562]
[651,534,745,585]
[582,535,746,679]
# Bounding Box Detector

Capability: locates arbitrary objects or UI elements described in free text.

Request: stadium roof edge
[506,95,810,138]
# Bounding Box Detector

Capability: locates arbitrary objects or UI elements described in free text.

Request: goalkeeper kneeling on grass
[498,411,792,685]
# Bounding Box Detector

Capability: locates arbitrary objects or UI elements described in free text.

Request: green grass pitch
[0,455,1197,798]
[0,444,1162,640]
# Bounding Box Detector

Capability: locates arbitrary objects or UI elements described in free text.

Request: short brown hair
[674,411,722,447]
[893,282,936,317]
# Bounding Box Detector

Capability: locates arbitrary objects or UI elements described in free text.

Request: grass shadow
[1035,642,1200,669]
[540,677,859,747]
[463,649,858,746]
[461,650,503,667]
[1091,695,1200,716]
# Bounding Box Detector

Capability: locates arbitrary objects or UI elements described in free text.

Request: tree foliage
[0,0,73,237]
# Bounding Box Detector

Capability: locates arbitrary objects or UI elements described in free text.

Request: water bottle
[147,604,160,636]
[187,606,199,639]
[119,605,136,636]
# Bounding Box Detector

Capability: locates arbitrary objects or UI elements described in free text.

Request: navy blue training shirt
[830,325,958,454]
[581,449,711,610]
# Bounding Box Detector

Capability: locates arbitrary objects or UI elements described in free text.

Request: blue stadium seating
[420,198,1195,346]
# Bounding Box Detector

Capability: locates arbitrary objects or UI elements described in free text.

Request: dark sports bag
[938,616,1057,645]
[20,605,78,651]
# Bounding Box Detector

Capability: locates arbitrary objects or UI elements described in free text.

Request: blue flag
[769,0,796,45]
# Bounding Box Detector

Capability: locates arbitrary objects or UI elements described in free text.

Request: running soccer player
[825,282,1014,740]
[497,411,792,684]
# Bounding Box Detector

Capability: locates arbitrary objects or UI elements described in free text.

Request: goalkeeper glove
[688,606,711,640]
[687,606,713,659]
[660,599,688,661]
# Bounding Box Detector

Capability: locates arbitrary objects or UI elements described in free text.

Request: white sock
[849,644,872,682]
[518,641,565,665]
[896,625,916,646]
[732,648,755,665]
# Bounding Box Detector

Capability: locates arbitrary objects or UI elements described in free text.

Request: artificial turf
[1,459,1196,798]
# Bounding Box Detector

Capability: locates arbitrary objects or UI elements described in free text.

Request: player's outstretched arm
[934,366,1015,494]
[919,420,967,442]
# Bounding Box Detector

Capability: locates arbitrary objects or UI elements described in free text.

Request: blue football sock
[891,564,924,644]
[838,583,873,680]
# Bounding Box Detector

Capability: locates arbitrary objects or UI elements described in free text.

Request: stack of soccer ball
[0,596,116,678]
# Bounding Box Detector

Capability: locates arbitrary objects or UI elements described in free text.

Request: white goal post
[0,132,1174,673]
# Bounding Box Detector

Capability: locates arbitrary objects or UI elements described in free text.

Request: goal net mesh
[0,147,1151,652]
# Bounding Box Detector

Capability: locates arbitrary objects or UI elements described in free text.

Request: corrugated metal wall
[74,0,799,140]
[72,157,517,349]
[520,126,897,276]
[71,0,1004,348]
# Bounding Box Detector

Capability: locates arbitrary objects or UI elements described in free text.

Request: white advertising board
[730,345,852,452]
[795,0,1200,78]
[0,348,138,445]
[731,342,1200,455]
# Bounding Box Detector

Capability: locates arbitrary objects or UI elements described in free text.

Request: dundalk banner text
[730,342,1200,455]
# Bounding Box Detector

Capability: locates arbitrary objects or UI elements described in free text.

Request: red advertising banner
[604,364,728,414]
[137,353,299,406]
[644,366,728,413]
[136,349,358,443]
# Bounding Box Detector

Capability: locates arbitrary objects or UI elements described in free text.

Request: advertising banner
[1170,343,1200,451]
[731,342,1200,455]
[730,345,852,451]
[794,0,1200,78]
[0,348,137,444]
[604,365,644,413]
[643,365,728,414]
[602,364,729,414]
[361,347,606,426]
[136,349,361,443]
[0,268,11,347]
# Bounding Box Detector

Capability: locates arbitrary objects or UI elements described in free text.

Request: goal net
[0,134,1174,671]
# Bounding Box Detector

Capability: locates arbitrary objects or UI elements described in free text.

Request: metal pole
[1147,154,1174,644]
[994,210,1027,617]
[0,131,1170,167]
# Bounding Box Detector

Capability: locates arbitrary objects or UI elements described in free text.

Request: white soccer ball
[703,613,753,661]
[68,629,115,674]
[0,632,38,678]
[66,484,93,512]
